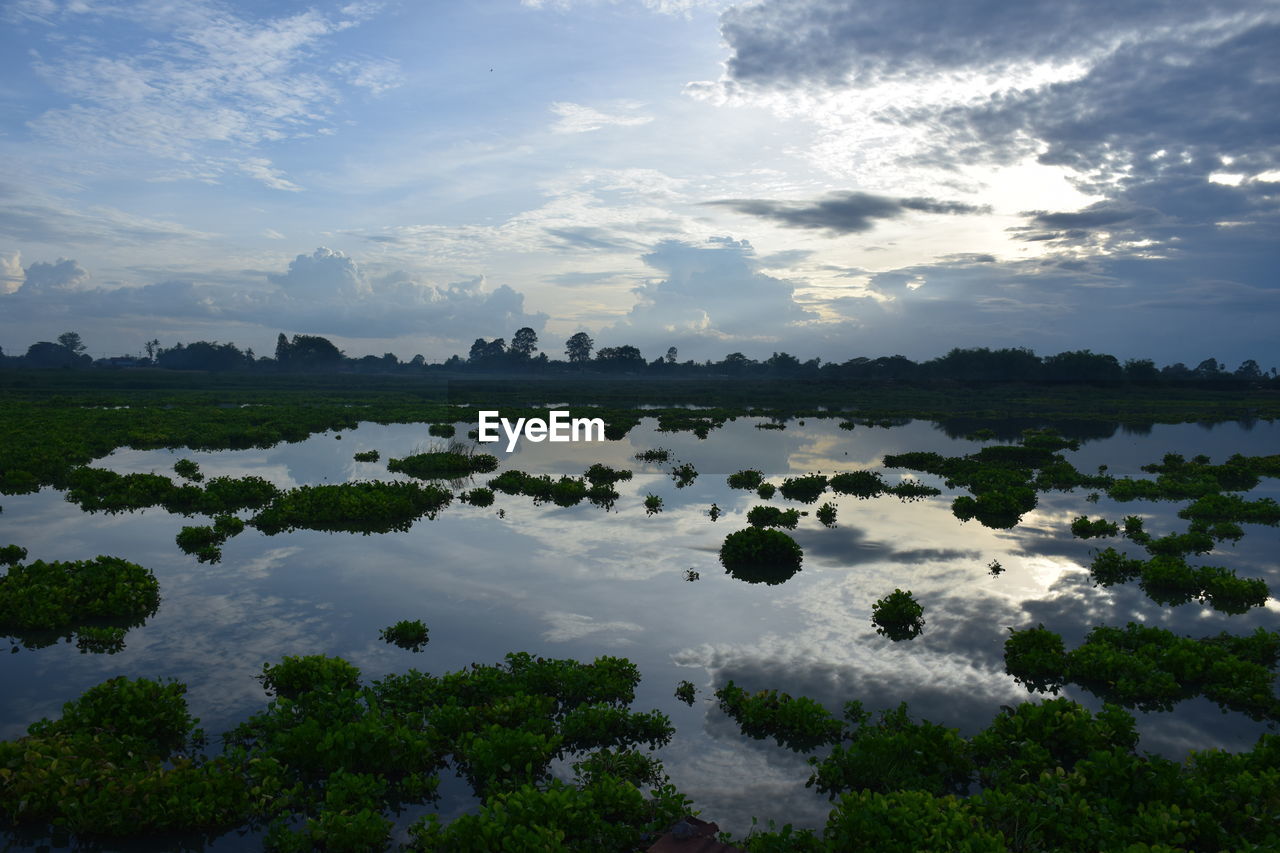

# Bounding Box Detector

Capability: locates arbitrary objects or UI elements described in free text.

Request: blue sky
[1,0,1277,366]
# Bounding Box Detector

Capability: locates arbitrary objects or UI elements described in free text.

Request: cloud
[239,159,303,193]
[602,237,817,355]
[714,0,1267,89]
[268,248,370,299]
[0,252,23,294]
[707,191,990,235]
[550,102,654,134]
[1,248,549,345]
[0,191,211,246]
[20,1,392,181]
[20,257,89,292]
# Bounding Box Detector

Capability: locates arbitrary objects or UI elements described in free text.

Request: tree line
[1,328,1275,386]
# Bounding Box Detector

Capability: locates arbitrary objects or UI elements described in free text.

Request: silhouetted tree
[665,346,678,365]
[511,327,538,359]
[57,331,86,355]
[155,341,249,371]
[565,332,593,364]
[1123,358,1160,382]
[275,333,291,364]
[594,345,645,371]
[1236,359,1263,379]
[287,335,344,369]
[25,341,85,368]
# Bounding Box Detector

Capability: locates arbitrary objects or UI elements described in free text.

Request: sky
[0,0,1277,366]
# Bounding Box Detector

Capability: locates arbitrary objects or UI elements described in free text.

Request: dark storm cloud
[716,0,1266,88]
[707,191,989,235]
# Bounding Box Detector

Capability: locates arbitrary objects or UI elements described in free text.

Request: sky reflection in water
[1,417,1277,838]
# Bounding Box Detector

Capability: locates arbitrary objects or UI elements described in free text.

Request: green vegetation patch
[719,527,803,584]
[380,619,429,652]
[778,474,829,503]
[1005,622,1280,722]
[388,446,498,480]
[746,505,801,529]
[353,449,380,462]
[0,554,159,635]
[871,589,926,641]
[251,481,452,535]
[727,469,764,489]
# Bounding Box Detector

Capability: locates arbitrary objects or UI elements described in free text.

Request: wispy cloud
[550,102,653,134]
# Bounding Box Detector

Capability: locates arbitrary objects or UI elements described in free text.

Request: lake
[1,415,1277,847]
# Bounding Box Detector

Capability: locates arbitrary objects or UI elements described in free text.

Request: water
[1,416,1276,845]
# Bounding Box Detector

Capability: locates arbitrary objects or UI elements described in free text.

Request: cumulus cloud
[602,237,816,355]
[21,257,89,291]
[1,248,549,346]
[707,191,990,235]
[0,252,23,294]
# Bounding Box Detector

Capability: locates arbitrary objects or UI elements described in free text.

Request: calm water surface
[1,417,1277,845]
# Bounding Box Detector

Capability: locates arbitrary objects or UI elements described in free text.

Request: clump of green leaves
[747,505,801,529]
[380,619,429,652]
[428,423,456,438]
[727,469,764,489]
[719,528,802,584]
[173,458,203,481]
[670,462,698,488]
[353,449,380,462]
[634,448,671,463]
[644,494,663,515]
[388,444,498,479]
[252,481,452,535]
[779,474,828,503]
[756,482,776,499]
[1005,622,1280,721]
[816,502,837,527]
[871,590,925,641]
[987,559,1004,577]
[1071,515,1119,538]
[675,681,696,706]
[584,463,632,486]
[0,554,159,651]
[461,487,495,507]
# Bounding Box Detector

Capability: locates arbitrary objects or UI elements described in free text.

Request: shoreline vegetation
[1,373,1278,849]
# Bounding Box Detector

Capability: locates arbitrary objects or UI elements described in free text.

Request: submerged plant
[173,458,203,482]
[816,502,838,527]
[779,474,828,503]
[746,505,801,529]
[727,469,765,489]
[756,482,776,500]
[644,494,663,515]
[388,441,498,480]
[353,449,380,462]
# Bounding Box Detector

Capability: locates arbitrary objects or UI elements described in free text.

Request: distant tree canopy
[2,325,1275,387]
[155,341,251,371]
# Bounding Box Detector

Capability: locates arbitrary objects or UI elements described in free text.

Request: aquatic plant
[987,559,1004,577]
[871,589,925,641]
[674,681,696,705]
[1070,516,1119,538]
[428,423,456,438]
[388,442,498,479]
[746,505,801,529]
[0,555,159,636]
[683,569,700,582]
[779,474,828,503]
[251,481,452,534]
[353,449,380,462]
[719,528,802,584]
[670,461,698,488]
[727,469,764,489]
[1005,622,1280,721]
[584,463,632,486]
[172,458,203,481]
[460,487,495,507]
[379,619,429,652]
[634,448,671,463]
[644,494,663,515]
[756,482,776,499]
[828,471,886,498]
[816,502,838,527]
